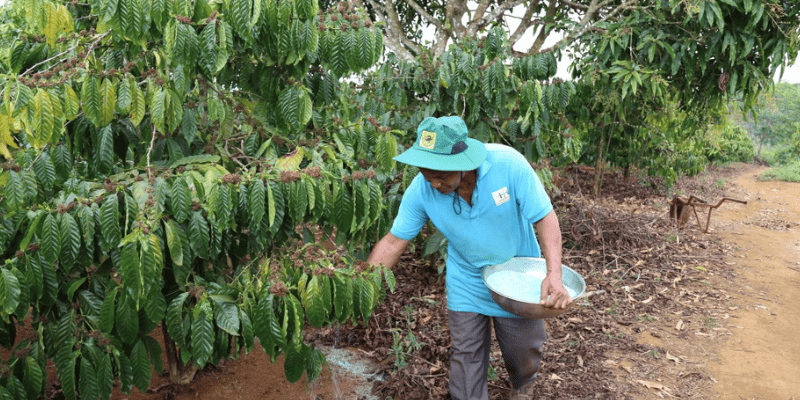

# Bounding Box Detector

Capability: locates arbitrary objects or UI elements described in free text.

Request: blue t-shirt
[390,144,554,317]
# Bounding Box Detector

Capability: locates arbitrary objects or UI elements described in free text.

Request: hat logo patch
[419,130,437,149]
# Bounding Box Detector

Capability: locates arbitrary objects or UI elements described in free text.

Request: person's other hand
[539,275,573,309]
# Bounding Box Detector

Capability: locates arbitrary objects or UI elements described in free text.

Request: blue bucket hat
[393,116,487,171]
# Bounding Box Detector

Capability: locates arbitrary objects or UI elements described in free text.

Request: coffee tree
[0,0,401,399]
[566,0,800,190]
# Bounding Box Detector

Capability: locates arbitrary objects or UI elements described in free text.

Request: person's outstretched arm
[535,210,572,309]
[366,232,410,269]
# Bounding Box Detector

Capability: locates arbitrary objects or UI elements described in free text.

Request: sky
[775,64,800,84]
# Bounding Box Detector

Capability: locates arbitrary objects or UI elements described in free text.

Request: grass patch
[758,161,800,183]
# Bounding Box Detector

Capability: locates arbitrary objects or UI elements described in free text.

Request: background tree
[353,0,799,190]
[729,82,800,159]
[337,0,642,61]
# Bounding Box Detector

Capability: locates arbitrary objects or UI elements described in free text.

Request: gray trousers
[448,310,546,400]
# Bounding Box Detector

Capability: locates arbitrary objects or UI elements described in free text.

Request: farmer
[366,115,572,400]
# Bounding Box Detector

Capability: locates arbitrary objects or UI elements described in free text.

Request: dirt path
[709,165,800,399]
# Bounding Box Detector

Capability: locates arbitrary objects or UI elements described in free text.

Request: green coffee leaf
[191,304,214,366]
[22,356,44,398]
[301,275,325,327]
[188,211,210,259]
[96,352,114,400]
[212,299,240,336]
[383,267,396,293]
[130,340,152,393]
[333,272,352,323]
[285,294,304,347]
[305,346,325,382]
[100,195,121,249]
[81,76,101,127]
[116,291,139,344]
[143,286,167,325]
[359,275,376,324]
[164,219,185,268]
[283,346,305,383]
[333,183,354,234]
[120,243,142,298]
[40,213,60,263]
[99,79,117,127]
[143,335,164,375]
[54,346,76,400]
[25,255,43,304]
[115,348,134,394]
[239,308,255,354]
[170,178,191,223]
[78,356,98,400]
[0,268,21,319]
[129,76,146,127]
[166,293,189,349]
[99,287,117,334]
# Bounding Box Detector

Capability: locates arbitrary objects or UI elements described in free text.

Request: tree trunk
[163,323,198,384]
[594,133,605,196]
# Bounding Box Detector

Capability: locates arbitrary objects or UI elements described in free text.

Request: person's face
[419,168,462,195]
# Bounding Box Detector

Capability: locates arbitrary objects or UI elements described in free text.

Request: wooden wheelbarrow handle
[686,197,747,209]
[685,197,747,232]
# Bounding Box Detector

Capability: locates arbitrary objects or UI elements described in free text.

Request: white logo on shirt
[492,187,510,206]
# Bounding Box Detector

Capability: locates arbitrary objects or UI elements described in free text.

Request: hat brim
[393,138,487,171]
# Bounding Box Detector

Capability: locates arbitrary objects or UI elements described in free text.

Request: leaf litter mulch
[315,165,747,400]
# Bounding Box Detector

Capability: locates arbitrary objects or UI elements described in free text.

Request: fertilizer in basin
[486,270,580,303]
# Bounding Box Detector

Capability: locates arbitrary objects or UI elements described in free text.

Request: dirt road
[710,165,800,399]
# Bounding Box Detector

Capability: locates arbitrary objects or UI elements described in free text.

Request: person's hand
[539,274,573,309]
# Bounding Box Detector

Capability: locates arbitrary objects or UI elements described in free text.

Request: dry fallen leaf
[675,319,685,331]
[637,380,670,391]
[429,360,442,374]
[665,352,680,363]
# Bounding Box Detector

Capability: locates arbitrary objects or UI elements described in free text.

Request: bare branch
[469,0,527,36]
[535,0,640,54]
[222,139,249,172]
[147,125,157,179]
[448,0,469,38]
[530,0,561,54]
[561,0,589,11]
[417,0,467,58]
[21,30,112,76]
[403,0,441,29]
[366,0,418,61]
[509,0,541,48]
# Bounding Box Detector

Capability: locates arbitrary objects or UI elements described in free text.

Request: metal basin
[482,257,586,319]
